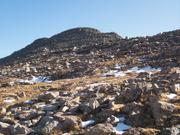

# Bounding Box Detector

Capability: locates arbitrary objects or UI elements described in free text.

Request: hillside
[0,28,179,135]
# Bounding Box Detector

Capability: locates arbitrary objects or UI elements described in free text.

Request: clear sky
[0,0,180,58]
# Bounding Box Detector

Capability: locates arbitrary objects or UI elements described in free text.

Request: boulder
[15,110,42,120]
[42,104,59,111]
[88,98,100,110]
[115,88,142,104]
[148,96,175,126]
[122,102,143,115]
[33,116,59,134]
[0,122,12,135]
[54,113,80,132]
[38,91,59,102]
[0,122,32,135]
[126,113,154,127]
[85,123,115,135]
[77,104,92,114]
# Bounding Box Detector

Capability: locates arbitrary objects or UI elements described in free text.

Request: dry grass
[0,73,137,110]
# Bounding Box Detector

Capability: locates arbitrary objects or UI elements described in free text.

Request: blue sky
[0,0,180,58]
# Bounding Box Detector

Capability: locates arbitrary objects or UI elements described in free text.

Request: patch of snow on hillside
[103,65,161,77]
[18,76,52,84]
[81,120,95,128]
[4,97,16,104]
[167,93,177,99]
[127,66,161,73]
[102,70,126,77]
[113,116,132,134]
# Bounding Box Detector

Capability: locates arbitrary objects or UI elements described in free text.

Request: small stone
[61,106,69,112]
[0,108,6,115]
[42,104,59,111]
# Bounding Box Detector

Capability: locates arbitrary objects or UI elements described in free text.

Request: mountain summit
[0,27,121,65]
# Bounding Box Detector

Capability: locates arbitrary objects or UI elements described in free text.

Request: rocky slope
[0,27,179,135]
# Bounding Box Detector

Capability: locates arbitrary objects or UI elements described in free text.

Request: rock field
[0,27,179,135]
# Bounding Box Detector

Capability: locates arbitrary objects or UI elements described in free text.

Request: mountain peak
[0,27,122,65]
[58,27,101,35]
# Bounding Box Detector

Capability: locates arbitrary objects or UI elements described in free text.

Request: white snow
[115,122,131,131]
[115,64,124,69]
[167,93,177,99]
[118,116,125,122]
[4,97,16,104]
[9,82,15,86]
[113,116,131,134]
[107,115,120,123]
[62,133,70,135]
[81,120,95,128]
[102,65,161,78]
[31,76,52,83]
[18,76,52,84]
[19,79,34,84]
[126,66,161,73]
[102,70,126,77]
[175,84,180,92]
[114,71,126,77]
[24,100,34,104]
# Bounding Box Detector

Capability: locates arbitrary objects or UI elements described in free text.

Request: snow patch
[113,116,131,134]
[118,116,125,122]
[18,76,52,84]
[24,100,34,104]
[126,66,161,73]
[107,115,120,123]
[115,122,131,132]
[81,120,95,128]
[103,65,161,78]
[167,93,177,99]
[4,97,16,104]
[175,84,180,92]
[102,70,126,77]
[114,64,125,69]
[31,76,52,83]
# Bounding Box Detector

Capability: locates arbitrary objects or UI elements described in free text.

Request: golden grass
[0,72,137,111]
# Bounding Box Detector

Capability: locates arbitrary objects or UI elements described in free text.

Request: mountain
[0,27,179,79]
[0,27,121,65]
[0,28,179,135]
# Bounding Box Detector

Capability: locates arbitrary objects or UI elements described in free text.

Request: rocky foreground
[0,28,179,135]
